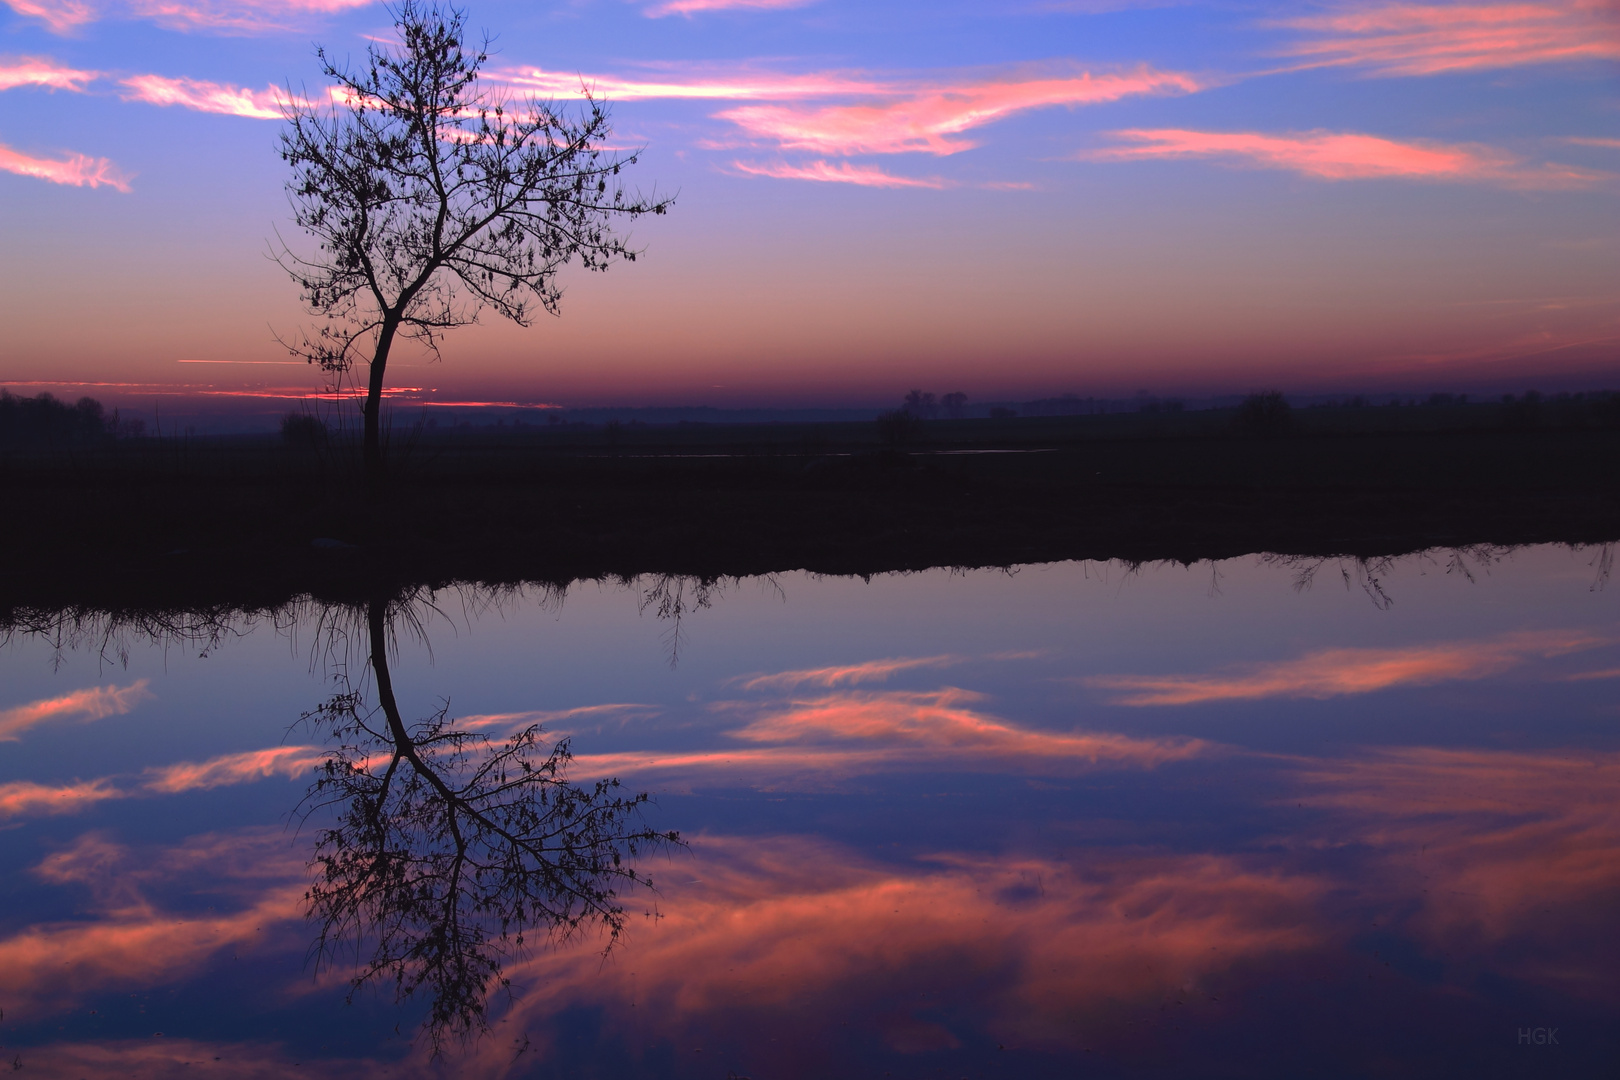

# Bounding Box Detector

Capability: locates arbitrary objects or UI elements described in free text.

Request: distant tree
[988,406,1016,419]
[902,390,937,419]
[941,391,967,419]
[281,411,328,448]
[1233,390,1291,436]
[276,1,671,483]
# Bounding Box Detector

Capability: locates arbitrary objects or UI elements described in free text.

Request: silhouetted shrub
[0,391,108,448]
[1233,391,1292,436]
[281,411,328,447]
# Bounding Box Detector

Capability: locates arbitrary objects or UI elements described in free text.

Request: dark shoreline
[5,408,1618,616]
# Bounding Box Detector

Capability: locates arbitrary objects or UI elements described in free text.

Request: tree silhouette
[276,1,671,483]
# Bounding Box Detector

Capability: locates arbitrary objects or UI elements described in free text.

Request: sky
[0,0,1616,413]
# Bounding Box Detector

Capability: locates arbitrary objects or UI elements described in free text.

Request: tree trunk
[364,318,401,488]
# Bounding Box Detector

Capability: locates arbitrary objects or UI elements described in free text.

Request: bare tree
[276,0,671,483]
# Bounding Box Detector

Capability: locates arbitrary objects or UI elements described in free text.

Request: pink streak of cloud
[730,158,948,187]
[141,746,328,794]
[494,65,892,102]
[720,67,1201,155]
[1088,127,1607,188]
[126,0,372,33]
[1085,628,1616,706]
[0,142,131,190]
[0,680,151,741]
[736,655,961,691]
[644,0,812,16]
[120,73,295,119]
[2,0,97,33]
[1278,1,1620,76]
[0,56,99,91]
[0,779,122,819]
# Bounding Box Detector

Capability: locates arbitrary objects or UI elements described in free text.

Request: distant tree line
[0,391,145,448]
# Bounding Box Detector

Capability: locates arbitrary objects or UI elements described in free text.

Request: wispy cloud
[1085,628,1615,706]
[643,0,813,16]
[1086,128,1607,189]
[7,0,373,34]
[500,62,1200,156]
[730,158,949,187]
[0,142,131,190]
[719,67,1201,155]
[0,681,151,741]
[1277,1,1620,76]
[120,73,291,119]
[3,0,97,33]
[0,56,99,92]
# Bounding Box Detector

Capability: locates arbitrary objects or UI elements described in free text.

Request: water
[1,546,1615,1077]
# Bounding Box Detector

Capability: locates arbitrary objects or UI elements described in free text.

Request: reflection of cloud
[141,746,328,793]
[720,68,1201,156]
[1277,1,1620,76]
[731,158,948,187]
[1087,128,1606,189]
[0,778,122,818]
[1295,746,1620,996]
[0,744,325,819]
[573,688,1205,787]
[0,680,150,741]
[0,142,131,190]
[469,835,1322,1061]
[0,57,99,92]
[16,1038,386,1079]
[1087,628,1616,705]
[3,832,306,1013]
[120,74,293,119]
[735,654,959,690]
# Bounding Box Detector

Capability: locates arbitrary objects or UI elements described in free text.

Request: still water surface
[1,546,1616,1077]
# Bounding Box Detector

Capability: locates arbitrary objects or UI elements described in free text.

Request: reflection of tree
[299,593,680,1049]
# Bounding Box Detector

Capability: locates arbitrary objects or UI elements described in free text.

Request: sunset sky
[0,0,1615,412]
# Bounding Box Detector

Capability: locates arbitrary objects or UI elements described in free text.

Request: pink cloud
[121,73,294,119]
[0,56,99,91]
[731,158,949,186]
[1278,1,1620,76]
[0,142,131,190]
[2,0,97,32]
[1087,127,1607,188]
[644,0,813,15]
[720,67,1201,155]
[1085,628,1615,706]
[0,680,151,741]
